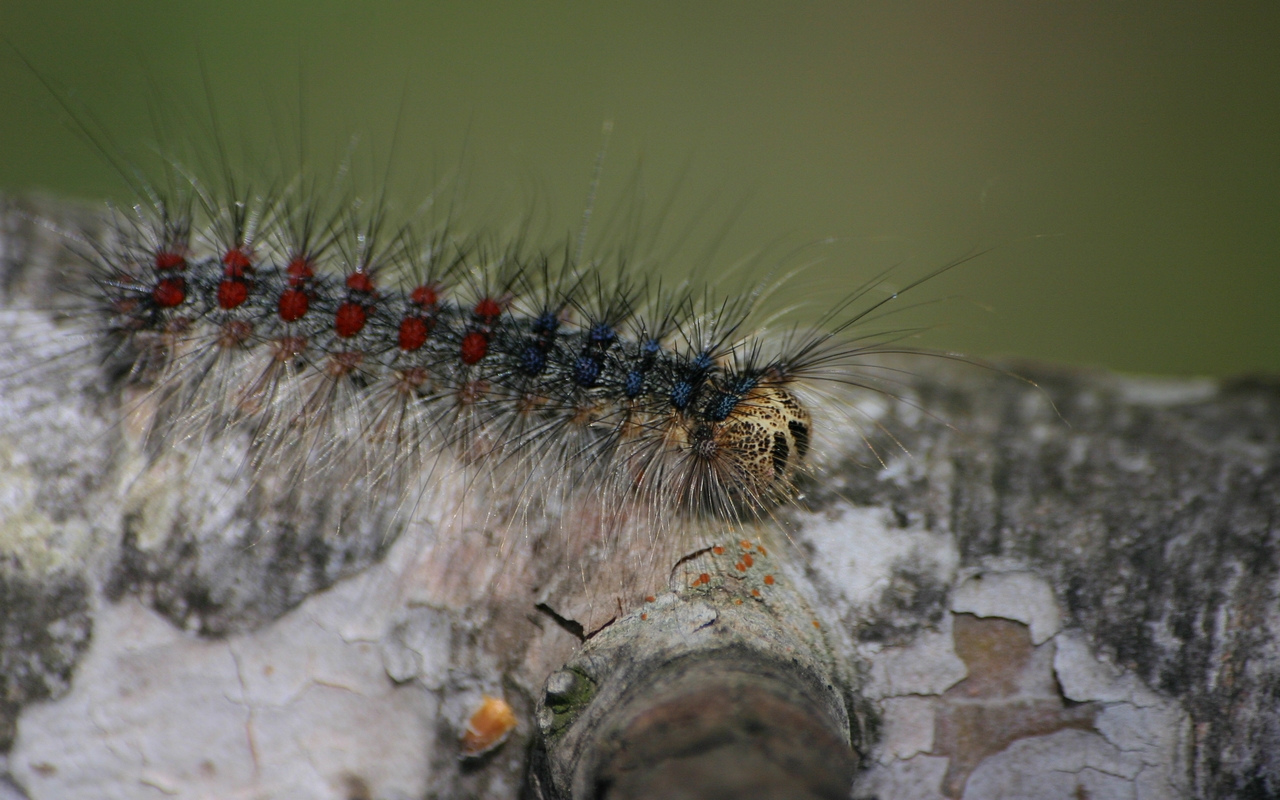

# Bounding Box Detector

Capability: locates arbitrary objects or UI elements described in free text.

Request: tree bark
[0,196,1276,799]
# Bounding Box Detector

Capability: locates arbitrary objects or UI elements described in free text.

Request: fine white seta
[0,71,990,625]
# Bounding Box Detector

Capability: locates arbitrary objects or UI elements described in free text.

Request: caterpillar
[0,66,980,631]
[92,194,820,520]
[80,171,964,521]
[0,33,1072,800]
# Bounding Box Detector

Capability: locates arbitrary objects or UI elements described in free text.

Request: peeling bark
[0,198,1277,799]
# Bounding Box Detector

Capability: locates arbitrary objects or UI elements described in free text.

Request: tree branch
[1,196,1276,799]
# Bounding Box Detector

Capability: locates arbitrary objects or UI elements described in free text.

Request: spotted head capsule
[679,381,813,512]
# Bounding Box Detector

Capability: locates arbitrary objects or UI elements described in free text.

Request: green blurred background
[1,1,1276,377]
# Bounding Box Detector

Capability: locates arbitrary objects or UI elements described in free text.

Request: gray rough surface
[0,197,1277,798]
[812,363,1280,797]
[529,537,867,799]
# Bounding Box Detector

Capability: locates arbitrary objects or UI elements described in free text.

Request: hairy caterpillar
[0,59,1004,800]
[0,64,981,633]
[89,173,967,500]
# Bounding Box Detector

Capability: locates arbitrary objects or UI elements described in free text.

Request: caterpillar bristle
[0,57,998,629]
[91,192,809,507]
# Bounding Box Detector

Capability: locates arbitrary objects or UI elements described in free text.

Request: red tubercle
[152,277,186,308]
[713,546,725,555]
[410,283,440,309]
[217,278,251,310]
[763,575,775,585]
[286,256,315,287]
[154,251,186,271]
[222,248,253,279]
[398,316,432,352]
[334,302,368,338]
[460,330,489,365]
[473,297,502,325]
[278,288,310,322]
[742,553,754,568]
[345,271,375,294]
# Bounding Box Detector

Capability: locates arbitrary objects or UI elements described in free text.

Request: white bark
[1,197,1276,799]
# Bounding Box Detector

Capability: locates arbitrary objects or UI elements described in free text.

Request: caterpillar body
[93,195,818,526]
[1,78,973,631]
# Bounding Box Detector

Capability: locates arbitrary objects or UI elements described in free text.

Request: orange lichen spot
[740,540,752,550]
[736,562,746,572]
[763,575,775,585]
[757,546,768,556]
[640,613,648,621]
[751,589,761,597]
[812,620,821,629]
[734,598,743,605]
[460,695,517,757]
[713,546,725,555]
[743,553,754,568]
[645,596,656,603]
[698,573,711,585]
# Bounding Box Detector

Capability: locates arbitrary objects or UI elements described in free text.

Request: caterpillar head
[683,384,812,515]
